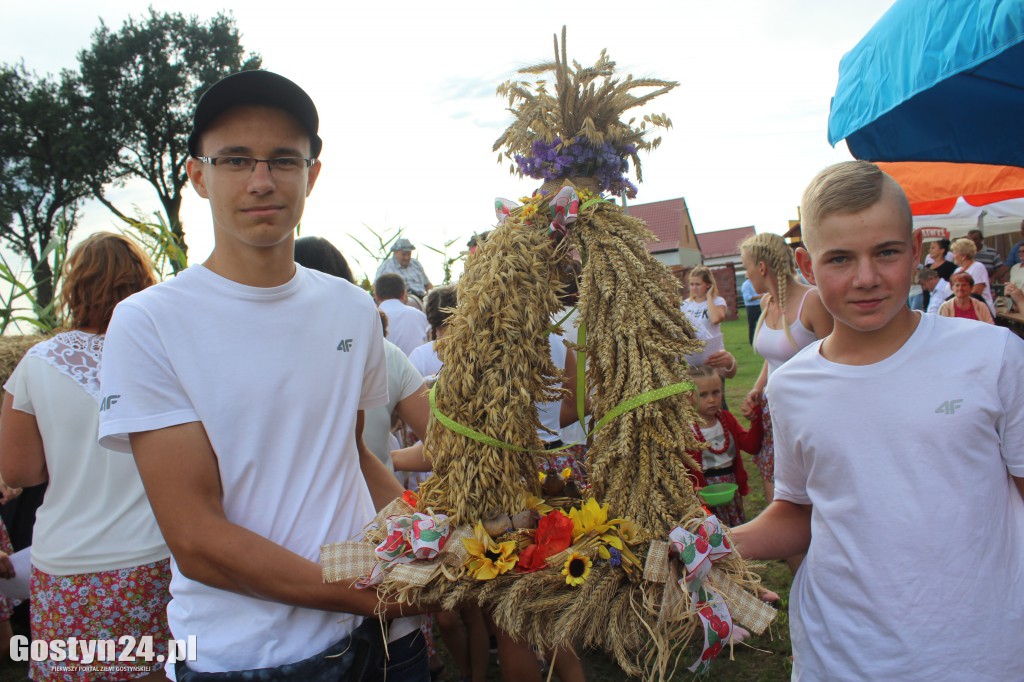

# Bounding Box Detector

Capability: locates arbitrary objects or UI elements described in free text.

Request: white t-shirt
[98,264,388,677]
[924,278,951,315]
[697,419,734,471]
[1009,264,1024,312]
[378,298,429,356]
[551,306,581,345]
[769,313,1024,680]
[363,340,425,469]
[408,341,442,382]
[550,308,591,445]
[681,296,727,339]
[4,332,168,575]
[537,334,568,443]
[681,297,726,366]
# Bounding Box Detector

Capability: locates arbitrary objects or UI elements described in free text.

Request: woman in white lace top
[0,232,172,681]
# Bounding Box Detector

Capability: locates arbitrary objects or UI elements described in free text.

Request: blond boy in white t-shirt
[733,161,1024,680]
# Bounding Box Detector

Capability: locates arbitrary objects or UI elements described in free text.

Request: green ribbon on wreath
[428,376,693,455]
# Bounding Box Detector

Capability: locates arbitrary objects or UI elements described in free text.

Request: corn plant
[116,210,187,279]
[0,220,68,334]
[422,237,465,285]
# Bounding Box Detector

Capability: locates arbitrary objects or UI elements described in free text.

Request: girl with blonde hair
[681,266,738,379]
[739,232,832,503]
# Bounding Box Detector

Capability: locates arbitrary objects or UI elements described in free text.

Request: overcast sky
[3,0,898,282]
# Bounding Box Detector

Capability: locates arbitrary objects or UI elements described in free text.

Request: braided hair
[425,285,458,340]
[740,233,799,350]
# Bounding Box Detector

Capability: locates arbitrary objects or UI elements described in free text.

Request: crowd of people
[0,69,1019,682]
[910,223,1024,324]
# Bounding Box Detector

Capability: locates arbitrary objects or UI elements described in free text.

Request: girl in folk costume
[739,233,832,503]
[686,366,761,527]
[685,365,761,643]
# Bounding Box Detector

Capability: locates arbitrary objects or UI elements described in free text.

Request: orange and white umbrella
[879,161,1024,238]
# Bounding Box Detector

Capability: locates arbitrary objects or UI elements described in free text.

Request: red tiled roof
[697,226,756,259]
[629,198,688,253]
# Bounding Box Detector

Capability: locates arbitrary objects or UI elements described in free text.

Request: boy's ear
[910,226,923,264]
[795,247,815,285]
[186,157,210,199]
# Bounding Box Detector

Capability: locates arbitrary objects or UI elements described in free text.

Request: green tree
[0,65,100,327]
[78,9,261,269]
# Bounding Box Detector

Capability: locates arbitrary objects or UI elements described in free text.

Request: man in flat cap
[99,70,428,681]
[375,237,433,300]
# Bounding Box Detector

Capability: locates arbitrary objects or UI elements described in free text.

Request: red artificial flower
[517,510,574,573]
[516,544,546,573]
[536,510,574,551]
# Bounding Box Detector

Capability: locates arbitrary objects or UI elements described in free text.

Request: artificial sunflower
[562,551,592,587]
[524,494,553,515]
[569,497,614,539]
[463,521,518,580]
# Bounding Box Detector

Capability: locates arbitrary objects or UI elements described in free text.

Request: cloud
[436,73,501,101]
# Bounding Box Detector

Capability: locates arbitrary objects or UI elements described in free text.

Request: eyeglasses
[193,156,315,174]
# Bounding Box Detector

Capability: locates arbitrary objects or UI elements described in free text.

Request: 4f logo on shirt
[99,394,120,412]
[934,399,964,415]
[337,339,353,352]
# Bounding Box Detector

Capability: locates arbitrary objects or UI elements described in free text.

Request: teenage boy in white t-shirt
[98,71,426,681]
[733,161,1024,681]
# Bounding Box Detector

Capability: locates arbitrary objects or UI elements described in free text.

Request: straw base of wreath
[383,546,769,681]
[323,497,775,682]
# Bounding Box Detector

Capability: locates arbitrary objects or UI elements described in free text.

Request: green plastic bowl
[699,482,738,506]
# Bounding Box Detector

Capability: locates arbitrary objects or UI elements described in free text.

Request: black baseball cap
[187,70,323,158]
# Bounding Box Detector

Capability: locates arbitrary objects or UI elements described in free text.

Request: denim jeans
[175,619,429,681]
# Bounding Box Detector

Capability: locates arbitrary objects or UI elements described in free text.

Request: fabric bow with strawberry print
[357,512,451,587]
[667,515,735,674]
[547,186,579,244]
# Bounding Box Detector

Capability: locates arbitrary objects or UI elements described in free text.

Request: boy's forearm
[731,500,812,560]
[183,519,425,618]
